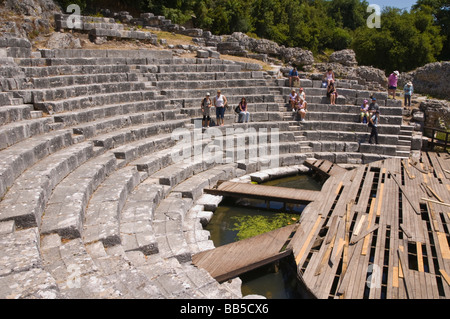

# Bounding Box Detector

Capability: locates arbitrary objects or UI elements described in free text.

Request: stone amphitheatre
[0,3,449,300]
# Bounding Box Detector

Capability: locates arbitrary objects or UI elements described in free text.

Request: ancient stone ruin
[0,5,448,299]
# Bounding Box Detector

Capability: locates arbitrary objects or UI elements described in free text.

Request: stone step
[39,234,121,298]
[299,121,403,135]
[0,129,73,200]
[0,104,32,125]
[21,64,132,78]
[0,228,61,299]
[52,99,168,126]
[39,48,172,60]
[158,63,241,73]
[154,78,268,90]
[40,152,117,240]
[34,89,162,114]
[83,165,141,247]
[0,141,94,229]
[15,81,147,104]
[0,117,55,151]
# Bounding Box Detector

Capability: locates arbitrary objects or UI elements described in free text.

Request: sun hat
[364,99,368,104]
[371,97,377,101]
[394,71,399,76]
[299,88,304,91]
[407,81,412,86]
[206,92,210,96]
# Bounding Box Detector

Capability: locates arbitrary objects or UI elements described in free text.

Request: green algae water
[204,173,322,299]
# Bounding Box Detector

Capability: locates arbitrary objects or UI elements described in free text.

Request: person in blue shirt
[403,81,414,107]
[289,67,300,88]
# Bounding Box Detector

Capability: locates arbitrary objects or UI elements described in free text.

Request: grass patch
[152,30,195,46]
[231,213,298,241]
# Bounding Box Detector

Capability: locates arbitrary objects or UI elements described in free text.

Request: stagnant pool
[204,172,323,299]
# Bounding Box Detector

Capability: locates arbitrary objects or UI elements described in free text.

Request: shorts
[388,86,397,90]
[202,114,210,121]
[216,106,225,118]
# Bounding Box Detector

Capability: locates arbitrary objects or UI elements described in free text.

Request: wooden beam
[350,225,379,245]
[389,171,421,215]
[440,269,450,286]
[421,198,450,208]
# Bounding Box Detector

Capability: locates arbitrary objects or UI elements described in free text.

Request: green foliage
[78,0,447,72]
[231,213,298,241]
[352,6,444,72]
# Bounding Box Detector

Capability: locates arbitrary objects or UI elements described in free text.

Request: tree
[352,6,444,73]
[414,0,450,60]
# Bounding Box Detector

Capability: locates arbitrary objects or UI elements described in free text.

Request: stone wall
[404,62,450,101]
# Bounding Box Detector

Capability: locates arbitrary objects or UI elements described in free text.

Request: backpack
[234,105,240,114]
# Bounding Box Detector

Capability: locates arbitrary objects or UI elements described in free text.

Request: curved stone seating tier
[19,64,133,78]
[0,130,73,200]
[15,81,148,105]
[34,90,162,114]
[0,117,54,150]
[0,46,422,298]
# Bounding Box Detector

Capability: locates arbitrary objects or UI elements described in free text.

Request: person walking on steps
[403,81,414,107]
[368,110,380,145]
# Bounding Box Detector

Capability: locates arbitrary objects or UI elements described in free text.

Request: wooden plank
[352,215,366,237]
[294,216,323,265]
[361,198,376,255]
[398,248,415,299]
[437,232,450,260]
[350,225,379,245]
[205,181,321,204]
[440,269,450,286]
[422,198,450,208]
[192,224,296,282]
[389,170,421,215]
[402,159,415,179]
[417,242,424,272]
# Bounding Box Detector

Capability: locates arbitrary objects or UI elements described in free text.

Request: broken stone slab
[196,194,223,211]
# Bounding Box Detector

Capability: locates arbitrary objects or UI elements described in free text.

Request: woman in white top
[214,90,227,126]
[324,68,335,86]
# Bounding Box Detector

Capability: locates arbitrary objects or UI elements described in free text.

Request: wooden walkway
[289,152,450,299]
[193,153,450,299]
[304,159,348,178]
[192,224,297,282]
[204,181,322,204]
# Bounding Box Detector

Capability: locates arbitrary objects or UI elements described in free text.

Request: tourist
[388,70,399,99]
[238,97,250,123]
[360,99,370,123]
[368,110,380,145]
[324,68,335,86]
[296,96,307,122]
[403,81,414,107]
[201,92,212,128]
[289,89,298,112]
[213,90,227,126]
[327,81,337,105]
[289,67,300,87]
[368,96,379,115]
[298,87,307,110]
